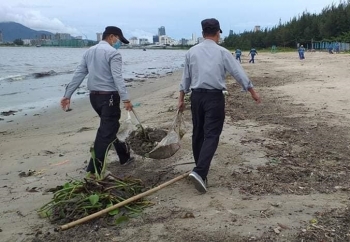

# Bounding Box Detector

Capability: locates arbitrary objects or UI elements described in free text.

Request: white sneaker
[189,171,207,193]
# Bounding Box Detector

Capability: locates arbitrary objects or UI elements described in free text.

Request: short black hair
[102,32,113,40]
[203,28,219,37]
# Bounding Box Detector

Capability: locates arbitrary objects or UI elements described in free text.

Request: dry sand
[1,51,350,242]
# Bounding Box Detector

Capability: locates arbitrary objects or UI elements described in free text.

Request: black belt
[191,88,223,93]
[90,91,118,95]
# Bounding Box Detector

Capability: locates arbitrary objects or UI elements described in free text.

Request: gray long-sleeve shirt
[64,40,129,101]
[180,39,253,93]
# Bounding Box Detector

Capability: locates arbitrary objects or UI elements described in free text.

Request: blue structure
[311,41,349,52]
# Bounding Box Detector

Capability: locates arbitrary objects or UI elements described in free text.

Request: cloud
[0,4,80,36]
[127,29,155,42]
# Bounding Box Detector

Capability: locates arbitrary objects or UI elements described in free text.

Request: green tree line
[223,0,350,49]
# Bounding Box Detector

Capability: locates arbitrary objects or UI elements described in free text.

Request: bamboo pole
[60,171,191,231]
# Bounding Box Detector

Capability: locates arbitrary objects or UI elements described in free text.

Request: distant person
[328,45,334,54]
[235,48,242,63]
[335,42,340,53]
[60,26,134,178]
[177,18,261,194]
[298,45,305,60]
[248,48,258,63]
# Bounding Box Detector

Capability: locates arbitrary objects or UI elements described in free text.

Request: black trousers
[86,93,130,174]
[191,91,225,180]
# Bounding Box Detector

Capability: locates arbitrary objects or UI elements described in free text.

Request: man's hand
[123,101,133,111]
[60,97,71,111]
[178,100,185,112]
[178,91,186,112]
[248,88,261,104]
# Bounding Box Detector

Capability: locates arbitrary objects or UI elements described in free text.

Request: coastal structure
[96,33,102,41]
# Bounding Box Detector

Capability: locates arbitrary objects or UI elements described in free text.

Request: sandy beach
[1,51,350,241]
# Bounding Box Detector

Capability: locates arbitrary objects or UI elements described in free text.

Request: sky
[0,0,340,41]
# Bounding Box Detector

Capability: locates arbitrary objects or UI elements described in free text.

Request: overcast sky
[0,0,339,41]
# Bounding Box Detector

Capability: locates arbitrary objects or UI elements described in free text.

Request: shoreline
[0,70,181,125]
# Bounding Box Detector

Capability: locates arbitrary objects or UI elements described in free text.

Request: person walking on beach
[248,48,258,63]
[235,48,242,63]
[298,45,305,60]
[60,26,134,177]
[177,18,261,194]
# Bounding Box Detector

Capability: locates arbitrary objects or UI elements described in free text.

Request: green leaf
[88,194,99,205]
[63,182,72,189]
[106,204,120,216]
[115,216,129,225]
[38,210,51,218]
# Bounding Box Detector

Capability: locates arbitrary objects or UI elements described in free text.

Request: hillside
[0,22,53,42]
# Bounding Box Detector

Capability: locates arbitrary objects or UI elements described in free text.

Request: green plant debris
[38,176,152,225]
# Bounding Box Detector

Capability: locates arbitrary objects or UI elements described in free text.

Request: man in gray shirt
[178,18,261,193]
[60,26,133,177]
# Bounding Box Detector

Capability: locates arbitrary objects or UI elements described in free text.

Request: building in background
[158,26,166,36]
[153,35,159,44]
[139,38,149,45]
[254,26,261,32]
[129,37,138,45]
[22,39,31,45]
[40,34,52,40]
[96,33,102,41]
[159,35,169,45]
[187,33,197,45]
[229,30,234,36]
[55,33,71,40]
[180,38,188,45]
[0,31,3,43]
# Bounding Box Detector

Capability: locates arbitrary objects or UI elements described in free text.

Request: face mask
[113,40,122,49]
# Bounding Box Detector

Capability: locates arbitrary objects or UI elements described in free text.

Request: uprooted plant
[38,138,152,225]
[38,175,152,225]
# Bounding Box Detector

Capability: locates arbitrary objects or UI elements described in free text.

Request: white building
[129,37,138,45]
[22,39,32,45]
[159,35,169,45]
[254,26,261,32]
[159,35,177,45]
[139,38,149,45]
[96,33,102,41]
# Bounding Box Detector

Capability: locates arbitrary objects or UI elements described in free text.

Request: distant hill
[0,22,54,42]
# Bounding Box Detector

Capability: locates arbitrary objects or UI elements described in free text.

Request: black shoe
[204,177,208,187]
[120,157,135,166]
[189,171,207,193]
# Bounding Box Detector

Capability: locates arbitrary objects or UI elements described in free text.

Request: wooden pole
[60,171,190,231]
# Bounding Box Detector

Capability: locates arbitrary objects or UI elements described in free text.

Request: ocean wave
[0,92,23,97]
[0,70,74,82]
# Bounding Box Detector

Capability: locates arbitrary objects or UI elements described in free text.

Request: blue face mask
[113,40,122,49]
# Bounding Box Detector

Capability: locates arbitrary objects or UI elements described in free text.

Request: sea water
[0,47,186,118]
